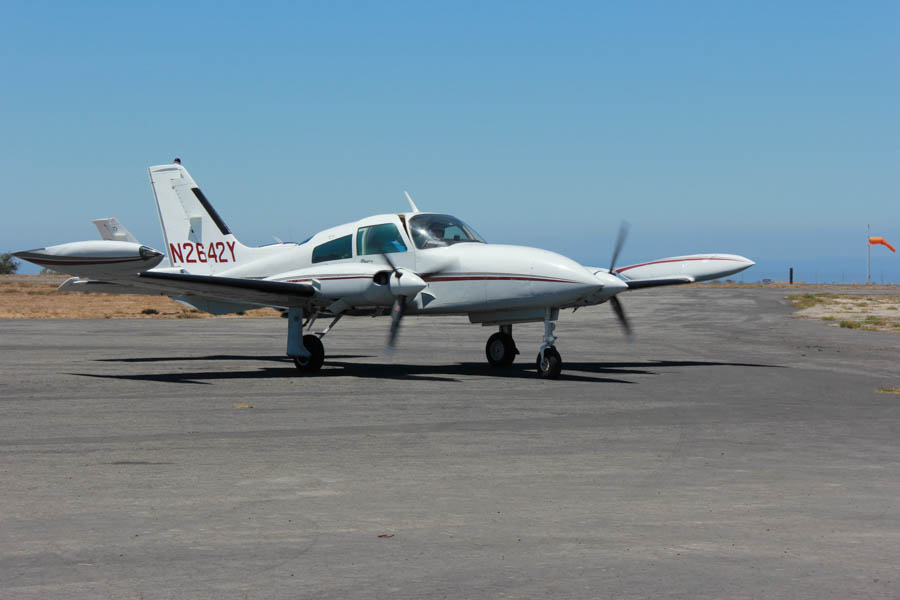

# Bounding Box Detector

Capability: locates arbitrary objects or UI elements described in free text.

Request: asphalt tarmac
[2,287,899,599]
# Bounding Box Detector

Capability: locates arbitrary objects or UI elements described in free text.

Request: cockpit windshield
[409,214,486,249]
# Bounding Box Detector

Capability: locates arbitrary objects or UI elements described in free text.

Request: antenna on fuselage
[404,191,420,214]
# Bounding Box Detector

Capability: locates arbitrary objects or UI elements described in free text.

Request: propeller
[382,253,435,350]
[381,253,406,350]
[609,221,630,274]
[609,296,632,337]
[608,222,633,338]
[380,254,434,349]
[388,295,405,350]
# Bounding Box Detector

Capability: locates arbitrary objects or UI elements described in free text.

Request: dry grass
[0,275,280,319]
[784,293,839,309]
[787,291,900,334]
[701,282,900,290]
[876,386,900,394]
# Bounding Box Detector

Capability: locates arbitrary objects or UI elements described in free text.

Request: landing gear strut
[536,309,562,379]
[485,324,518,367]
[287,307,333,374]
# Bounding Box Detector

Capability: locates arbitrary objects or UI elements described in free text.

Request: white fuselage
[187,212,623,318]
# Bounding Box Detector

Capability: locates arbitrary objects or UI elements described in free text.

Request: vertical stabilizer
[148,163,255,274]
[93,217,139,243]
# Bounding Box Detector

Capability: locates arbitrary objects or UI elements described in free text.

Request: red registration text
[168,241,236,264]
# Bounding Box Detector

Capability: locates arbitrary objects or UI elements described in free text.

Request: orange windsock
[869,237,896,252]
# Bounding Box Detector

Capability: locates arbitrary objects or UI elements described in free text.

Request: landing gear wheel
[536,347,562,379]
[293,334,325,373]
[485,332,517,367]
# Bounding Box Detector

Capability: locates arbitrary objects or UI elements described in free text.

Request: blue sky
[2,1,898,282]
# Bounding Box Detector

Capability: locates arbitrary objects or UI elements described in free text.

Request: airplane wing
[614,254,755,286]
[587,254,754,292]
[137,271,316,308]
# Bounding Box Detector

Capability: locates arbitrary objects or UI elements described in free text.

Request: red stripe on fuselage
[278,273,581,284]
[425,275,578,283]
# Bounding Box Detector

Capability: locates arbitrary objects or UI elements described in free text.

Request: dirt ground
[2,275,899,331]
[786,291,900,333]
[0,275,280,319]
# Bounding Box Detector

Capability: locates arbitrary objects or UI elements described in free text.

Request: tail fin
[93,217,139,243]
[148,163,263,274]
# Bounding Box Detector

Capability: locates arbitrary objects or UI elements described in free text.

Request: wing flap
[624,276,694,290]
[58,277,169,295]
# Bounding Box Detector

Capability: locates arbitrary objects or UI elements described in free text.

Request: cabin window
[312,234,353,263]
[356,223,408,255]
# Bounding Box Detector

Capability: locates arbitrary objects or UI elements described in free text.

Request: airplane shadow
[72,357,778,385]
[561,359,780,376]
[96,354,368,363]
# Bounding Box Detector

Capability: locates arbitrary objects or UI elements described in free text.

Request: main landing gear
[287,307,341,374]
[484,310,563,379]
[293,334,324,372]
[485,324,519,367]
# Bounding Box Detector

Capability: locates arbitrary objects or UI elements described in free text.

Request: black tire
[535,347,562,379]
[485,332,517,367]
[293,334,325,373]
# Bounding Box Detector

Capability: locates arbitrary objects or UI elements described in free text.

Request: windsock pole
[867,224,871,283]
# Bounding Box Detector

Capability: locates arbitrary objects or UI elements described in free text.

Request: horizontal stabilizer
[138,271,316,308]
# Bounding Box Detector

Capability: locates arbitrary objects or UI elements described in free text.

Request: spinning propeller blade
[387,295,406,349]
[609,296,632,338]
[608,222,633,338]
[383,252,399,277]
[383,253,406,350]
[608,221,630,274]
[380,253,439,350]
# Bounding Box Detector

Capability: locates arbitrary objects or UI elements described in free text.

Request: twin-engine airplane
[15,161,754,379]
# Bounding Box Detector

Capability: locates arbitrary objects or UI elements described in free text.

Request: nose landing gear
[536,309,562,379]
[536,346,562,379]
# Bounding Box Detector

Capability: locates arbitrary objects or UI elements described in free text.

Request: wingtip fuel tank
[13,240,164,277]
[615,254,755,283]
